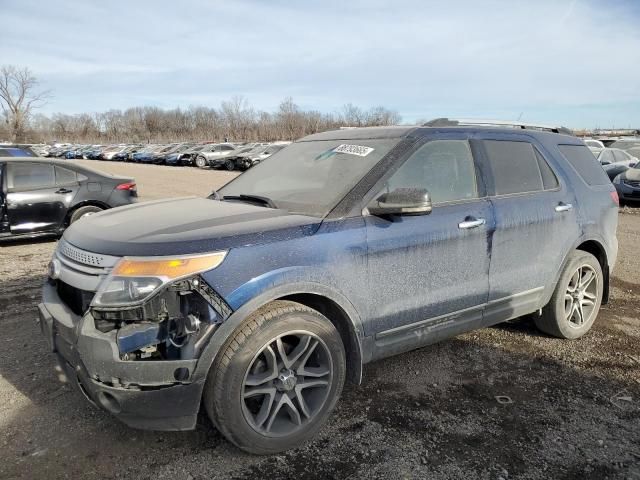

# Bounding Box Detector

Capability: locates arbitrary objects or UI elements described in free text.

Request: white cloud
[0,0,638,127]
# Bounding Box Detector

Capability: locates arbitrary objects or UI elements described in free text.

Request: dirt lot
[0,161,639,480]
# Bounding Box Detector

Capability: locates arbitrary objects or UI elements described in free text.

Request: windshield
[219,138,401,217]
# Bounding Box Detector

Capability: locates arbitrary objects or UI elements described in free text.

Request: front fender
[192,278,366,385]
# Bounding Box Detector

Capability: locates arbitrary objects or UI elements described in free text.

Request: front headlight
[92,251,227,307]
[613,174,622,184]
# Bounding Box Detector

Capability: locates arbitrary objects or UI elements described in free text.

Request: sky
[1,0,639,129]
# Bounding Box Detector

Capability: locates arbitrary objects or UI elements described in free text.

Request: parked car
[596,147,638,167]
[152,143,195,165]
[233,143,289,170]
[0,157,137,241]
[0,145,37,157]
[584,139,605,156]
[112,145,143,162]
[131,145,165,163]
[100,145,129,161]
[84,146,107,160]
[208,145,264,170]
[612,161,640,204]
[609,139,640,160]
[166,144,207,166]
[602,162,630,181]
[38,121,618,454]
[193,143,237,168]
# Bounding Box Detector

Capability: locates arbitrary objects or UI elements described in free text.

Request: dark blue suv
[38,120,618,454]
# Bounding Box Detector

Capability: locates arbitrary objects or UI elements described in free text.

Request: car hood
[63,197,321,256]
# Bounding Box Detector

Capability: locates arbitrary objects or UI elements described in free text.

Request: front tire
[224,159,235,171]
[204,301,346,454]
[535,250,603,339]
[195,155,208,169]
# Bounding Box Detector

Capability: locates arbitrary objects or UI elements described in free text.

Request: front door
[5,162,72,234]
[364,135,493,359]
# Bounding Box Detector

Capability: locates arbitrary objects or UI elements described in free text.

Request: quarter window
[483,140,545,195]
[384,140,478,203]
[7,163,55,190]
[55,166,77,185]
[559,145,611,186]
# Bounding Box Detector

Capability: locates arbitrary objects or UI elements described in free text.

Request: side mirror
[368,187,432,216]
[601,160,611,166]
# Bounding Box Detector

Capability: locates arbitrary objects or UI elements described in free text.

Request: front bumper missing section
[38,282,205,431]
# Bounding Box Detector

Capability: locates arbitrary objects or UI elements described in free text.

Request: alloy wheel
[241,331,333,437]
[564,264,598,327]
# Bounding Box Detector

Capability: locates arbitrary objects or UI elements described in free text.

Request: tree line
[0,65,401,144]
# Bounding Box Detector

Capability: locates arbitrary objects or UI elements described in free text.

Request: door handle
[458,218,486,229]
[555,203,573,212]
[55,188,72,194]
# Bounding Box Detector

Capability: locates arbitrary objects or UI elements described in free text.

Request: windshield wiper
[222,194,278,209]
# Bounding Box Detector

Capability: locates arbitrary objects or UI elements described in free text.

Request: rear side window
[7,163,55,190]
[483,140,545,195]
[613,150,630,163]
[55,166,77,185]
[385,140,478,203]
[558,145,611,186]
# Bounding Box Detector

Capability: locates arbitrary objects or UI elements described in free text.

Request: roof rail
[423,118,574,135]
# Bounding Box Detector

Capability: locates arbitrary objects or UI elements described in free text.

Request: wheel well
[280,293,362,384]
[65,201,109,225]
[576,240,609,304]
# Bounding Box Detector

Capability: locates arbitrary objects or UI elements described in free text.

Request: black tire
[69,205,103,224]
[195,155,208,169]
[224,159,235,171]
[535,250,603,339]
[204,300,346,454]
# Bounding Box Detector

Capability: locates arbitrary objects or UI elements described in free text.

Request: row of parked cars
[44,141,291,171]
[582,138,640,203]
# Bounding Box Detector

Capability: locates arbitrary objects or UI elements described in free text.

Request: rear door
[5,162,73,234]
[475,134,581,321]
[364,133,493,357]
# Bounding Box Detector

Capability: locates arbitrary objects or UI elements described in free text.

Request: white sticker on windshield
[333,144,374,157]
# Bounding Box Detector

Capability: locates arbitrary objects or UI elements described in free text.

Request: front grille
[52,240,120,314]
[58,239,109,267]
[623,179,640,188]
[57,281,94,316]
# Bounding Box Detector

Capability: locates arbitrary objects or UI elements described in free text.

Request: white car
[596,147,638,167]
[584,139,606,156]
[193,143,237,169]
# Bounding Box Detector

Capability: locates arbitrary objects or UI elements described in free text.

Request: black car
[0,157,137,241]
[0,145,37,157]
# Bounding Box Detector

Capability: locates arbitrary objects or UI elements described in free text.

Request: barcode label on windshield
[333,144,374,157]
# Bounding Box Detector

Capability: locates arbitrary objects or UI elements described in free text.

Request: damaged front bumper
[38,281,208,431]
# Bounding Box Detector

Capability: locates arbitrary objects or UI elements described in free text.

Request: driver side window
[385,140,478,203]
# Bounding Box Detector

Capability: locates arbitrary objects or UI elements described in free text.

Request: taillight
[610,190,619,205]
[116,182,136,191]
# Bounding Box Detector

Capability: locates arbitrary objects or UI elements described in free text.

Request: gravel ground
[0,161,639,480]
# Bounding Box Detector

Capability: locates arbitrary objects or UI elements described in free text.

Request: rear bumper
[38,282,204,431]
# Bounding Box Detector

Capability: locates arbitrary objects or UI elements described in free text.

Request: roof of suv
[301,125,579,143]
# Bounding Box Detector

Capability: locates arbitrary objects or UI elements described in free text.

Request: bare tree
[0,65,51,142]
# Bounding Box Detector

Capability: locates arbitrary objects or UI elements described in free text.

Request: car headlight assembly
[92,251,227,308]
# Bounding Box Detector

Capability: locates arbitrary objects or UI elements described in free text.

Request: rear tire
[224,159,235,171]
[204,300,346,454]
[535,250,603,339]
[69,205,103,224]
